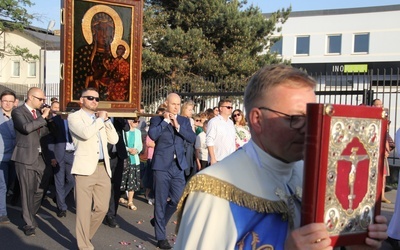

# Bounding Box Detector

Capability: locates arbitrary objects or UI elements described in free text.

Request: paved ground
[0,188,398,249]
[0,192,176,250]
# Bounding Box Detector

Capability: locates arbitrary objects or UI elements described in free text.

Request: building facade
[267,5,400,171]
[268,4,400,73]
[0,25,60,100]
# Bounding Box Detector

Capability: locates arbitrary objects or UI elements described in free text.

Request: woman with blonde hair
[231,109,251,149]
[181,100,196,180]
[181,100,195,132]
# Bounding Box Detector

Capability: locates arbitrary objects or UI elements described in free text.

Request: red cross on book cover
[301,103,388,247]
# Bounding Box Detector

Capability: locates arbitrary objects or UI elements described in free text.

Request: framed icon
[60,0,143,112]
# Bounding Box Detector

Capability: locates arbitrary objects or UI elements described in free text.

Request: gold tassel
[176,174,291,233]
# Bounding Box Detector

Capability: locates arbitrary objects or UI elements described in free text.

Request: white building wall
[274,7,400,64]
[42,50,60,84]
[0,31,41,85]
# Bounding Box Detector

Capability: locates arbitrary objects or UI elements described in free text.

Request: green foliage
[6,44,39,61]
[0,0,35,32]
[142,0,291,85]
[0,0,38,60]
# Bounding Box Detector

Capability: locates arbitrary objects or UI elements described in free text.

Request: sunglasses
[233,113,241,117]
[32,95,46,102]
[221,106,233,109]
[195,119,201,122]
[82,96,100,102]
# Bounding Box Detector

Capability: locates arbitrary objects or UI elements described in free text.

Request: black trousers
[15,155,45,229]
[107,156,125,217]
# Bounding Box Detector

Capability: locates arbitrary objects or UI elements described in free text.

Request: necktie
[32,109,40,135]
[32,109,37,119]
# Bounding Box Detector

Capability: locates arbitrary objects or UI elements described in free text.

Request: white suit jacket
[68,109,119,177]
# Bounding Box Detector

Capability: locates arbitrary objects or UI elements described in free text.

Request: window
[296,36,310,55]
[354,33,369,53]
[12,61,20,77]
[270,38,283,55]
[28,62,36,77]
[327,35,341,54]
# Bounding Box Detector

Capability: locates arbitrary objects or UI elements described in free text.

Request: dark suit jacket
[47,115,71,162]
[148,115,196,171]
[11,104,50,168]
[107,117,129,160]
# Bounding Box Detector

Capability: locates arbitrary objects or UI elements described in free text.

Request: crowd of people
[0,64,398,250]
[0,85,252,249]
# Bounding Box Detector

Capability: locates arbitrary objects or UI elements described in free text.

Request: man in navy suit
[148,93,196,249]
[47,112,75,218]
[0,90,17,224]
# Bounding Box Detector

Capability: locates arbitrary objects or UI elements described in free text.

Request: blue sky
[27,0,400,30]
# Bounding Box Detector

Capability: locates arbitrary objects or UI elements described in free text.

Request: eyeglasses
[258,107,306,130]
[233,113,241,118]
[1,100,14,104]
[220,106,233,109]
[32,96,46,102]
[82,96,100,102]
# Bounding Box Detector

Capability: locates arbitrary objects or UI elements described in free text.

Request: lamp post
[44,20,55,96]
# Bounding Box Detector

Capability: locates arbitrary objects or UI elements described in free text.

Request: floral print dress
[235,125,251,149]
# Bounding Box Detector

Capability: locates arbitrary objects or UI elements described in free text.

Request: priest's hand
[285,223,332,250]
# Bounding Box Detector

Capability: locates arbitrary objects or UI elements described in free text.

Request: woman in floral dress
[120,118,143,210]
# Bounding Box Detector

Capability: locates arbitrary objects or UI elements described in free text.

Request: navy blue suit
[47,115,75,211]
[148,114,196,241]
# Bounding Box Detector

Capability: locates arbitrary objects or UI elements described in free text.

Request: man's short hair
[244,64,316,124]
[81,87,98,97]
[218,98,232,108]
[0,90,16,100]
[372,99,381,106]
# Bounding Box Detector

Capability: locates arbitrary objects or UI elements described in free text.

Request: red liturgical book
[301,103,388,247]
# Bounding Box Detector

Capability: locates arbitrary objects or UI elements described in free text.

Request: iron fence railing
[1,69,399,181]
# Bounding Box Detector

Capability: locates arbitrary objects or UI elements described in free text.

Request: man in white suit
[68,88,118,250]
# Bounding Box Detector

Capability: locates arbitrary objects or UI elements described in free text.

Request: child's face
[128,119,139,127]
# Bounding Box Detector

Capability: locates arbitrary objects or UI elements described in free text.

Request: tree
[142,0,290,88]
[0,0,39,60]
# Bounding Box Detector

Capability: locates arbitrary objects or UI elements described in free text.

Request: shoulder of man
[149,115,162,122]
[67,109,82,118]
[11,105,27,116]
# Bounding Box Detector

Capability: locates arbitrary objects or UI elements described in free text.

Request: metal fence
[1,68,400,175]
[141,69,400,182]
[3,69,400,120]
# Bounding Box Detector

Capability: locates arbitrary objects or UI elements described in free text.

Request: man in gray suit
[0,90,17,224]
[11,87,51,236]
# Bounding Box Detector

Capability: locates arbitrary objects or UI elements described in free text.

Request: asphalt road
[0,191,177,250]
[0,188,398,249]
